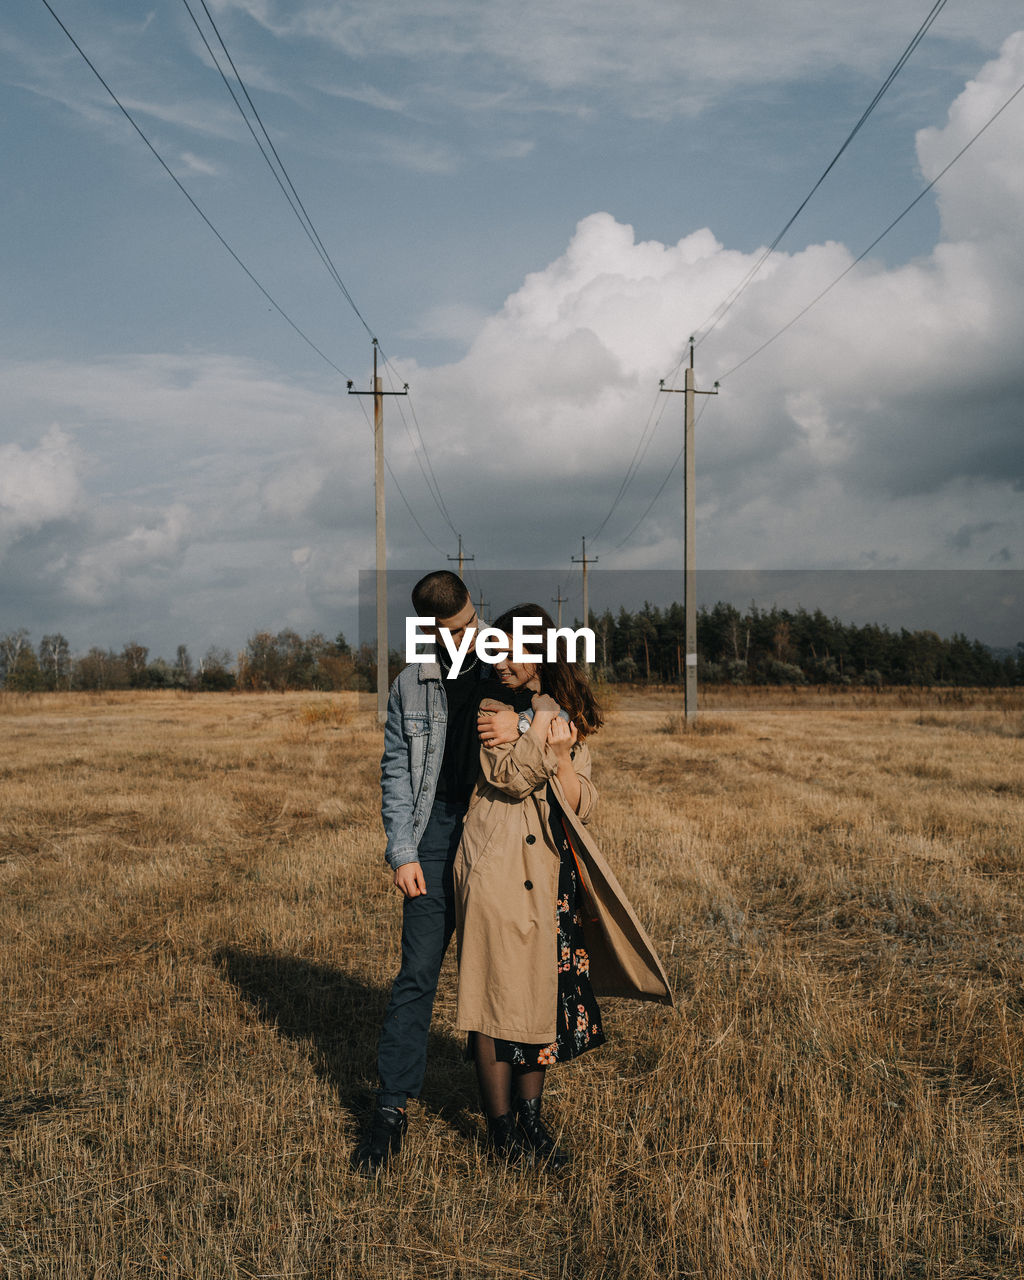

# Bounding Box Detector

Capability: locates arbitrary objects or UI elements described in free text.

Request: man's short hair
[411,570,470,621]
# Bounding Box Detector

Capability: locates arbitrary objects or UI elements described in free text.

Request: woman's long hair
[491,603,603,739]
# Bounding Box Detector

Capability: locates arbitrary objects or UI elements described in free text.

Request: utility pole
[476,589,489,622]
[660,338,718,723]
[447,534,474,580]
[571,536,598,637]
[551,586,567,628]
[348,339,408,725]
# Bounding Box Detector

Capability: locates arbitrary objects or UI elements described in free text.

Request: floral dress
[492,799,606,1068]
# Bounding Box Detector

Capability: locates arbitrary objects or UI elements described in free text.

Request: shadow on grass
[214,947,479,1145]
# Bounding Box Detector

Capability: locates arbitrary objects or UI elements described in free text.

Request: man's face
[434,599,478,651]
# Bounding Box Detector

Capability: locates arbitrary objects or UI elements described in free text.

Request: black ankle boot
[514,1097,569,1169]
[354,1105,407,1175]
[485,1111,531,1162]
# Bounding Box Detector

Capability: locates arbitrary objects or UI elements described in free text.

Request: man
[355,569,486,1173]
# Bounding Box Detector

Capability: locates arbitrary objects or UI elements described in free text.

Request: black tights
[471,1032,545,1118]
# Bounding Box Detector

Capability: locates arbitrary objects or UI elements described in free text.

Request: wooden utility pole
[660,339,718,723]
[476,590,489,622]
[348,339,408,725]
[447,534,474,579]
[571,536,598,637]
[551,586,567,628]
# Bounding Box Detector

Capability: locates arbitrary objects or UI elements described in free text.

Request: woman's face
[493,632,541,692]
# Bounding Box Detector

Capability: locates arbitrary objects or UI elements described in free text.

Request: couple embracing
[355,570,673,1174]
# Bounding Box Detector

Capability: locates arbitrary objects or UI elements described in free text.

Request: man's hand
[478,706,519,747]
[394,862,427,898]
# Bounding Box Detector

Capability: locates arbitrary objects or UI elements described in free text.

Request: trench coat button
[525,834,536,845]
[524,880,533,890]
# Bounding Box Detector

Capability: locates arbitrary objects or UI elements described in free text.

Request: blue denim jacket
[380,659,486,870]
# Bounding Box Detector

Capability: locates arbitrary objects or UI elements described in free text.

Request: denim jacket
[380,659,486,870]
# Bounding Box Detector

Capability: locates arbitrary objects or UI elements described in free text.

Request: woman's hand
[547,716,578,757]
[525,691,559,749]
[531,693,561,719]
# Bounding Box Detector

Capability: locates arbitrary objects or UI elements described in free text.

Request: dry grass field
[1,687,1021,1279]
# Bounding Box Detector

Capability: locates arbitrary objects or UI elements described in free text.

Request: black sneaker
[354,1105,407,1174]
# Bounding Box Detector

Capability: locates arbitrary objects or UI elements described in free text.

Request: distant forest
[2,601,1021,691]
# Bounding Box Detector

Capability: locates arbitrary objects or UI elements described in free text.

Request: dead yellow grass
[0,687,1021,1279]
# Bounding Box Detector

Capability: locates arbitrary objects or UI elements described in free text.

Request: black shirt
[432,656,486,807]
[434,669,534,807]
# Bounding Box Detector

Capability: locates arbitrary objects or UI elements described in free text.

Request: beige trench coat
[454,728,674,1044]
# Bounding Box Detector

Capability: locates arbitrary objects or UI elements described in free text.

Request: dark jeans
[377,799,464,1108]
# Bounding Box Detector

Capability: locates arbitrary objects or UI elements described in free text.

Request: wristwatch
[517,707,570,734]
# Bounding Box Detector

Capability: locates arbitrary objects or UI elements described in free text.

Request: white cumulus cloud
[917,30,1024,247]
[387,34,1024,570]
[0,426,83,551]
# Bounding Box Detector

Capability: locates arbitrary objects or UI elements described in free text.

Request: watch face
[518,716,531,734]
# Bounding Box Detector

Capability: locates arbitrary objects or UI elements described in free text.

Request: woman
[454,604,673,1167]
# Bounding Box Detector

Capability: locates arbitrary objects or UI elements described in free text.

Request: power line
[46,0,463,558]
[562,557,585,623]
[380,363,443,516]
[186,0,472,557]
[591,3,954,554]
[181,0,375,341]
[379,355,461,540]
[352,396,446,555]
[180,0,330,281]
[189,1,470,553]
[385,456,446,556]
[587,386,670,544]
[662,0,951,388]
[45,0,453,556]
[613,397,713,551]
[468,563,487,613]
[719,70,1024,381]
[615,451,682,550]
[597,3,951,556]
[382,352,460,536]
[40,0,351,381]
[181,0,466,550]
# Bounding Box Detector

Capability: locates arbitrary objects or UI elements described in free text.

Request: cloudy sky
[3,0,1023,658]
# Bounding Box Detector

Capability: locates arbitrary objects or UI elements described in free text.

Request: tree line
[591,601,1023,687]
[2,603,1021,692]
[0,628,387,694]
[0,630,236,692]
